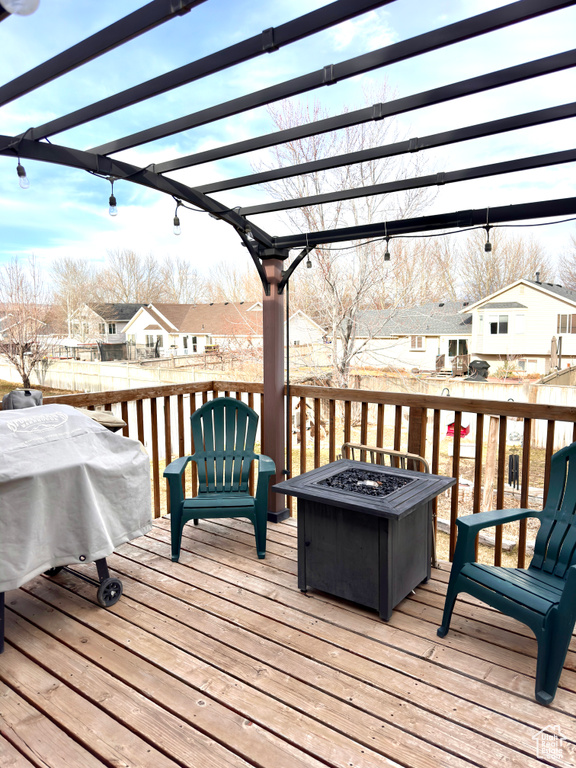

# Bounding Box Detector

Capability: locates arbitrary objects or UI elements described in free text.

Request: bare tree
[459,229,551,301]
[51,256,99,334]
[204,260,262,303]
[96,249,165,303]
[160,256,206,303]
[259,92,435,385]
[557,232,576,290]
[0,256,53,388]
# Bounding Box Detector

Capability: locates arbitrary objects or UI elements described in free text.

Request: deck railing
[40,379,576,567]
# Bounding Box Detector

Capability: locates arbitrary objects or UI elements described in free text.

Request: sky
[0,0,575,285]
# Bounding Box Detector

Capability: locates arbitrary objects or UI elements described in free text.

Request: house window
[98,322,105,335]
[108,323,116,334]
[157,335,163,347]
[183,336,188,350]
[410,335,424,350]
[489,315,508,334]
[557,314,576,333]
[293,340,300,346]
[192,336,197,353]
[145,335,154,348]
[518,359,526,370]
[449,339,468,357]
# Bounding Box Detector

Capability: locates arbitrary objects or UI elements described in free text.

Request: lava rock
[319,468,412,497]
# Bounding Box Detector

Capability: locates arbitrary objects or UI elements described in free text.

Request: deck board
[2,517,575,768]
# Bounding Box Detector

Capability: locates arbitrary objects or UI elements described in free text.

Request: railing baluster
[177,394,185,458]
[518,418,532,568]
[299,396,307,475]
[544,420,555,505]
[314,397,321,468]
[494,417,507,566]
[393,406,402,451]
[376,403,384,449]
[121,400,129,437]
[329,399,336,464]
[150,397,160,518]
[344,401,351,447]
[360,401,368,446]
[449,411,462,559]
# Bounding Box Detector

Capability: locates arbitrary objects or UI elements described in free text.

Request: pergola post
[262,259,290,522]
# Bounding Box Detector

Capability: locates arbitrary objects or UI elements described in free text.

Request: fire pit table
[274,460,455,620]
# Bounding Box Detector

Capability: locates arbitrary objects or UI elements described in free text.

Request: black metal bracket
[238,232,271,295]
[278,245,315,294]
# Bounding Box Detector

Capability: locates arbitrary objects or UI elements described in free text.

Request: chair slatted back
[341,443,430,473]
[192,397,258,494]
[530,442,576,578]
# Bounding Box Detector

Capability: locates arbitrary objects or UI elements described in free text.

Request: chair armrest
[452,508,538,571]
[456,507,537,534]
[163,455,192,479]
[255,454,275,507]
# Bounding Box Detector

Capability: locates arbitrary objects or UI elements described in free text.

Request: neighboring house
[286,310,326,347]
[464,278,576,375]
[70,303,145,343]
[350,301,472,372]
[123,302,264,355]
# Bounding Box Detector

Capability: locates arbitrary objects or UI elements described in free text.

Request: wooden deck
[1,516,575,768]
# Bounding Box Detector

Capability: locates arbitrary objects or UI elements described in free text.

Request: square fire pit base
[274,460,455,620]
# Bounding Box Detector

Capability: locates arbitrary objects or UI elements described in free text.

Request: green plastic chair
[437,441,576,705]
[164,397,275,561]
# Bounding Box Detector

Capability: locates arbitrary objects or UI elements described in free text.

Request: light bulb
[109,194,118,217]
[306,256,312,269]
[173,215,181,236]
[384,237,391,261]
[17,162,29,189]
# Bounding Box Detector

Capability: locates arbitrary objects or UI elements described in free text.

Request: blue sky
[0,0,575,282]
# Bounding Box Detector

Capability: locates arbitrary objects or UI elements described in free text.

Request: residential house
[350,301,472,372]
[123,302,264,356]
[70,303,145,343]
[463,278,576,375]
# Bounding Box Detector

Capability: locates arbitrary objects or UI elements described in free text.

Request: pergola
[1,0,576,519]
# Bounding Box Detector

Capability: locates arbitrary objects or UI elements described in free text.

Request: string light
[484,225,492,252]
[384,236,391,261]
[108,178,117,217]
[16,159,29,189]
[173,200,181,235]
[306,253,312,268]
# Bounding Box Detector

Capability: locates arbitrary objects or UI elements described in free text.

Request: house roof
[355,301,472,338]
[464,279,576,312]
[89,303,146,322]
[483,302,527,309]
[126,302,263,336]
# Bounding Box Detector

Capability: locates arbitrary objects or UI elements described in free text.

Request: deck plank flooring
[1,517,575,768]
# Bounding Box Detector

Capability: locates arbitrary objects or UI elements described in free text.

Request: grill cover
[0,404,152,592]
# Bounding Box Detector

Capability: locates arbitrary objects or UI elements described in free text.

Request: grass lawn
[0,378,74,399]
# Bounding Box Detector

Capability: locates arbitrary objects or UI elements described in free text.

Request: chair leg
[437,581,460,638]
[170,506,184,562]
[253,509,267,559]
[534,611,573,705]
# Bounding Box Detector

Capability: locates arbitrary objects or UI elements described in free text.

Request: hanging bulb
[484,226,492,252]
[108,178,117,216]
[173,215,181,236]
[17,162,29,189]
[306,254,312,269]
[384,236,391,261]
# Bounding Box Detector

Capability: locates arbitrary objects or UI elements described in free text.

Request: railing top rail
[286,383,576,423]
[42,380,213,407]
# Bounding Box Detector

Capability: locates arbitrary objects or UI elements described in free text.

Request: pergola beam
[196,101,576,194]
[0,134,275,248]
[30,0,393,141]
[272,197,576,249]
[155,48,576,175]
[0,0,205,109]
[91,0,573,156]
[239,148,576,216]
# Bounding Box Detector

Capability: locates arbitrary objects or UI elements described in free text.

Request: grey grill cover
[0,404,152,592]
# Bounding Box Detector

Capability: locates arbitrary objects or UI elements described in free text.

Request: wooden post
[482,416,499,512]
[262,259,290,522]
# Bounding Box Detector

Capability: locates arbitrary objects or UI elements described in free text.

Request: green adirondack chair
[164,397,275,561]
[437,441,576,705]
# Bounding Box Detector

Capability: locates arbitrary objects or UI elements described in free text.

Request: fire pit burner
[318,468,413,497]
